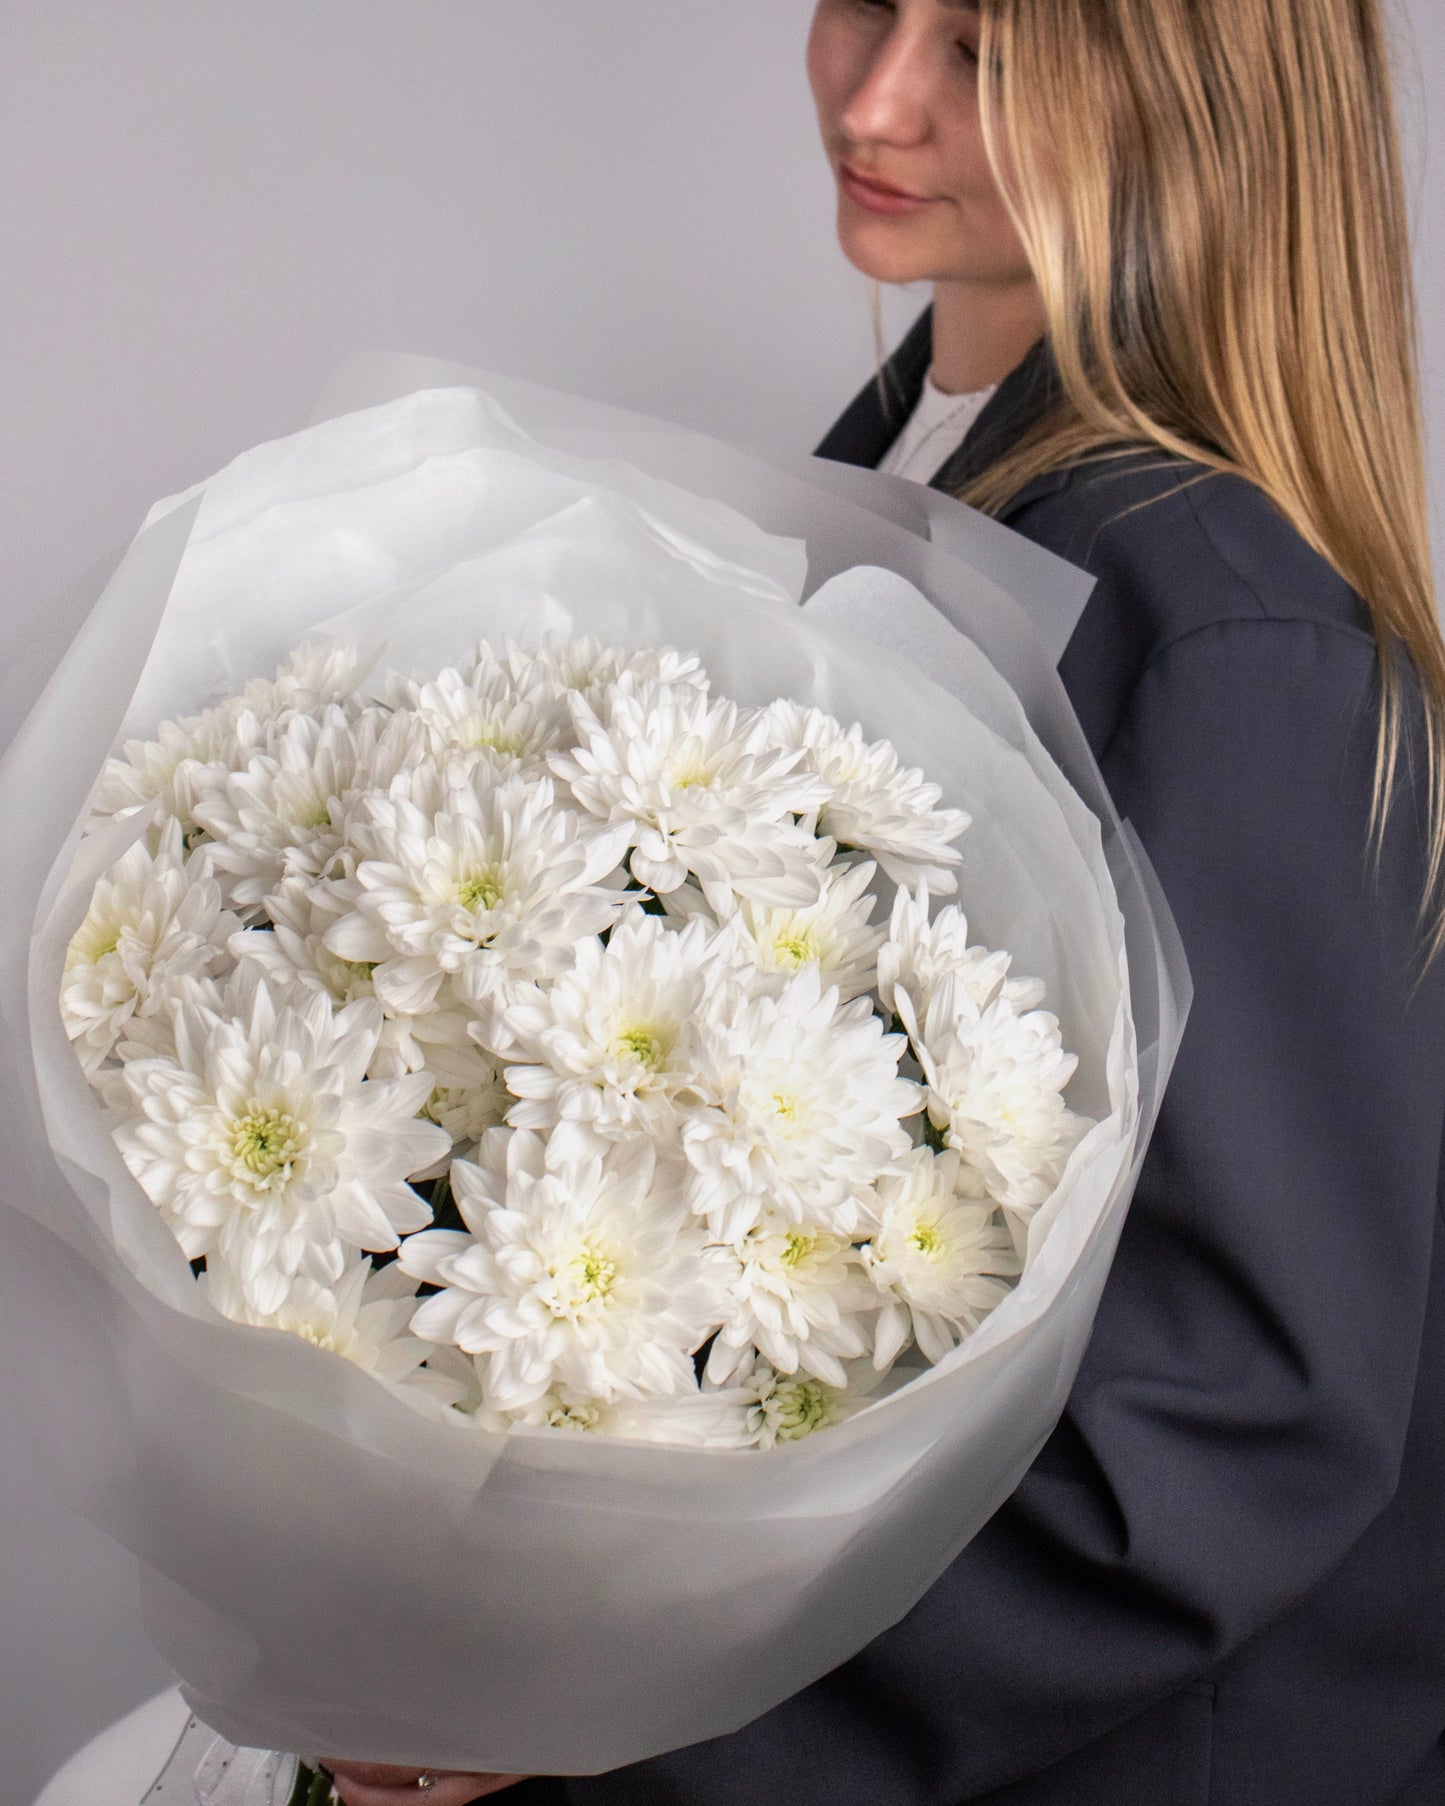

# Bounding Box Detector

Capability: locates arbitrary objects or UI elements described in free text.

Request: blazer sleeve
[560,615,1445,1806]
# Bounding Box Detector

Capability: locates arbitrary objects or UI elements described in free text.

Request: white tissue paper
[0,369,1186,1775]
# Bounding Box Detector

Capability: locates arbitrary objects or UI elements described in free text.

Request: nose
[839,17,934,151]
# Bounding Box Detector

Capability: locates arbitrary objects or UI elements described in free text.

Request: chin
[836,211,948,288]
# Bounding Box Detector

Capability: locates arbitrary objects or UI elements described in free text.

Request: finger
[324,1765,419,1787]
[324,1769,526,1806]
[327,1778,471,1806]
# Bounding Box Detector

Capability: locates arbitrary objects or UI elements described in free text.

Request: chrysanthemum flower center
[228,1105,307,1185]
[909,1222,945,1259]
[769,1378,836,1441]
[670,747,715,790]
[771,1090,800,1123]
[459,715,527,757]
[456,864,506,913]
[781,1232,816,1268]
[87,924,123,962]
[298,800,333,830]
[614,1023,669,1069]
[331,957,377,1000]
[557,1245,618,1307]
[546,1401,603,1432]
[771,924,821,968]
[293,1322,342,1354]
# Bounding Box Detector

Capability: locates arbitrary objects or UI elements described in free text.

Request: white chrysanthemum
[910,976,1090,1214]
[704,1217,879,1389]
[501,913,732,1138]
[93,643,371,847]
[728,852,884,1002]
[398,1127,721,1411]
[401,661,573,777]
[112,977,448,1312]
[89,994,192,1117]
[202,1255,433,1385]
[551,685,827,911]
[681,964,922,1241]
[499,634,707,709]
[394,1343,511,1425]
[719,1354,878,1450]
[878,886,1046,1021]
[421,1039,511,1145]
[62,819,240,1074]
[327,710,441,847]
[237,640,377,724]
[228,877,460,1080]
[764,701,969,895]
[862,1147,1021,1367]
[322,771,633,1017]
[192,706,400,908]
[90,702,264,843]
[505,1382,751,1447]
[230,875,377,996]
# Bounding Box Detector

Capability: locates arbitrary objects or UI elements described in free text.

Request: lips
[837,161,936,215]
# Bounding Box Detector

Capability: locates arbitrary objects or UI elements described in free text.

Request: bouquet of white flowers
[0,368,1185,1780]
[68,616,1090,1458]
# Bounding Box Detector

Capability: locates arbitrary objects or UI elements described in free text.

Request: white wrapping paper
[0,380,1186,1776]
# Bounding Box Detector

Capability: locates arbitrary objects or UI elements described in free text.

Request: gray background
[1,3,1441,1798]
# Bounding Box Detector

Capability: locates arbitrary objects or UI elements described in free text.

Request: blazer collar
[812,305,934,471]
[813,305,1071,519]
[931,328,1071,514]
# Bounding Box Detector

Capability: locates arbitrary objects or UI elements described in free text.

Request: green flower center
[772,1378,837,1441]
[772,924,821,968]
[578,1251,616,1296]
[670,746,714,790]
[781,1232,816,1268]
[327,956,376,1002]
[229,1105,306,1185]
[558,1246,618,1308]
[546,1401,603,1432]
[909,1223,945,1259]
[461,717,527,757]
[292,1322,340,1354]
[615,1023,668,1069]
[457,864,505,913]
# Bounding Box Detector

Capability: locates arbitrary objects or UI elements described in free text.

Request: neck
[929,278,1048,395]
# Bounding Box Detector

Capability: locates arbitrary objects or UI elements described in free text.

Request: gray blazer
[536,315,1445,1806]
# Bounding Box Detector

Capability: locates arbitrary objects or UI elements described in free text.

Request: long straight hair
[960,0,1445,954]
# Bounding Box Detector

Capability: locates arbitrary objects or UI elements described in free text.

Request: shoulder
[1010,450,1376,753]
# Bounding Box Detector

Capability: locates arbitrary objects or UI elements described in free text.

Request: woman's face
[807,0,1031,289]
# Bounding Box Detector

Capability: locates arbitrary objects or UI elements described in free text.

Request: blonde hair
[961,0,1445,954]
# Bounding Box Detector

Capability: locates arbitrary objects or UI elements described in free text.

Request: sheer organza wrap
[0,367,1187,1775]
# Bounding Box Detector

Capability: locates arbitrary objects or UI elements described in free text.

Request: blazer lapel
[930,334,1069,516]
[813,305,1071,520]
[812,306,933,469]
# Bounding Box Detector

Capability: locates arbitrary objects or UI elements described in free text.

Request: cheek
[939,109,1028,253]
[935,86,992,204]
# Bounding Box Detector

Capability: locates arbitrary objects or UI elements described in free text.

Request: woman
[328,1,1445,1800]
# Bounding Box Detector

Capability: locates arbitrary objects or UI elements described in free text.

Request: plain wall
[2,3,1442,1799]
